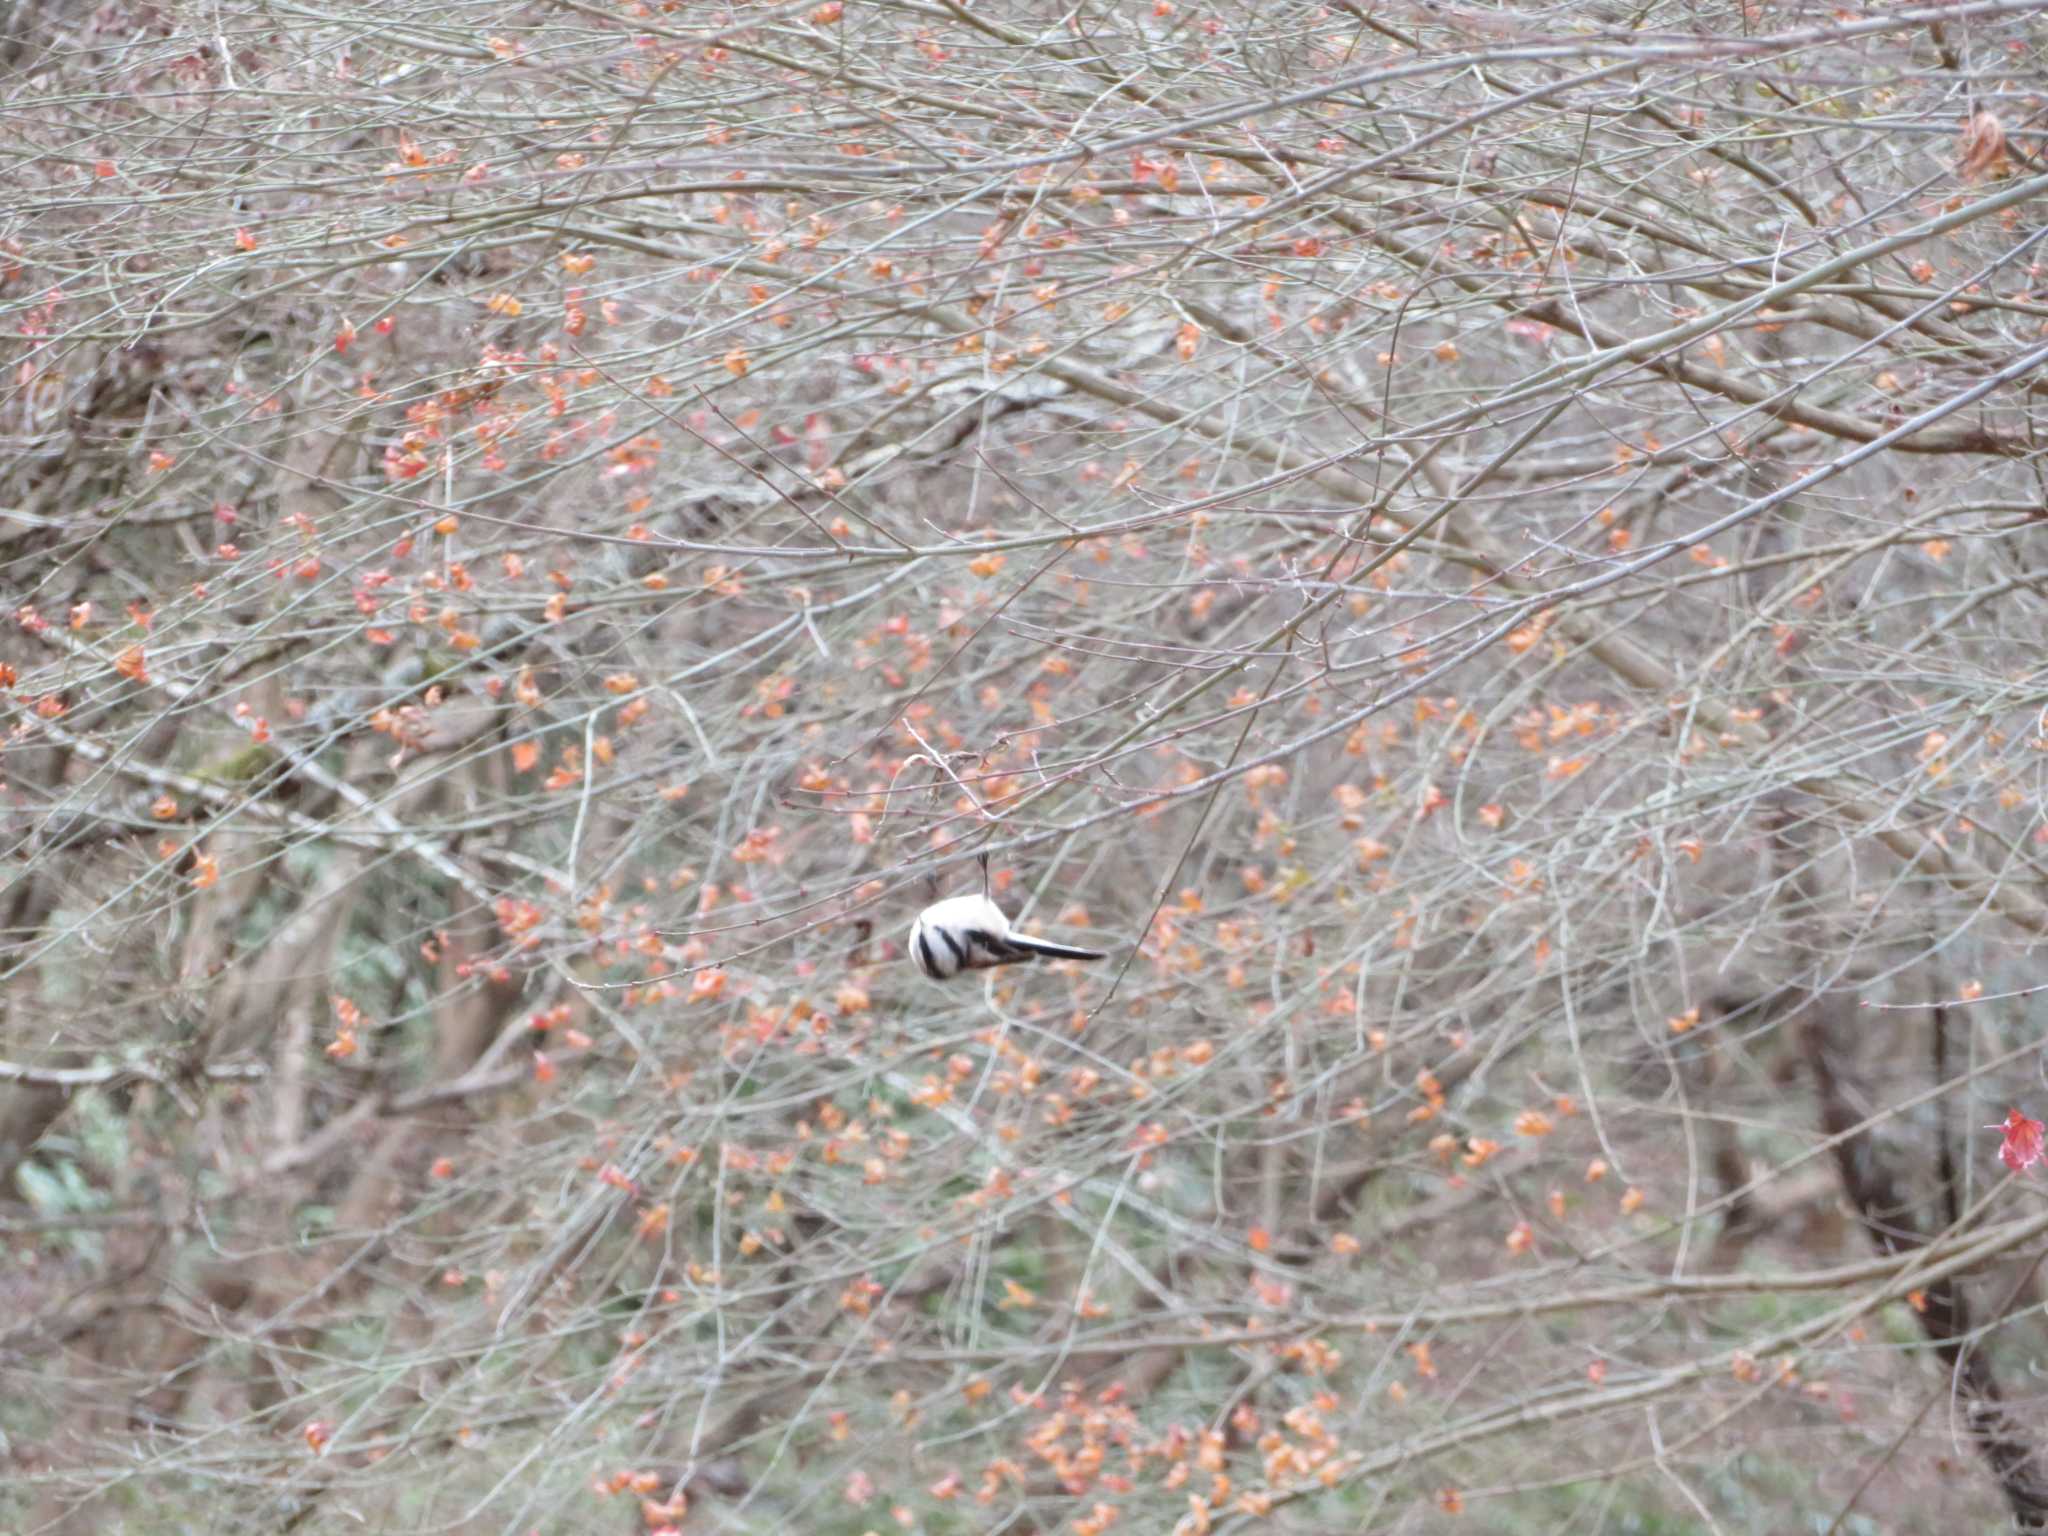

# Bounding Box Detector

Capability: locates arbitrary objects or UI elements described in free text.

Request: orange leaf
[1959,109,2007,181]
[1998,1107,2044,1173]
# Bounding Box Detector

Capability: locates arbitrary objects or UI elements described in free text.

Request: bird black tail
[1005,932,1107,963]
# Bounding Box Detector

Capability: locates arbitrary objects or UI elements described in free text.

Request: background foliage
[9,0,2048,1530]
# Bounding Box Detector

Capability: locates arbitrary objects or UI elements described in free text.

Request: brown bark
[1806,992,2048,1529]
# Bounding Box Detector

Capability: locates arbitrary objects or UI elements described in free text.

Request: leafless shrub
[8,1,2048,1531]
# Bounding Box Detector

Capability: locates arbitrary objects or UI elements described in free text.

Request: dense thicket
[9,2,2048,1531]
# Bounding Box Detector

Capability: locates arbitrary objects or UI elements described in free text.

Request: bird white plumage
[908,893,1106,980]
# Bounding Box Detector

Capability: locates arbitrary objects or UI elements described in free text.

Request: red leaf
[1998,1108,2044,1173]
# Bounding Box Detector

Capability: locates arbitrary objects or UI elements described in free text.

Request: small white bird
[908,893,1106,980]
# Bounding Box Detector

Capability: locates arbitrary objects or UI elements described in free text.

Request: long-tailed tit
[908,893,1106,980]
